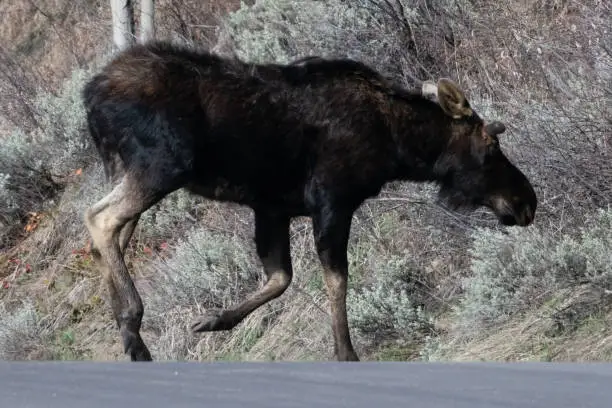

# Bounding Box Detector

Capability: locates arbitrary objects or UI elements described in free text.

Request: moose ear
[437,78,473,119]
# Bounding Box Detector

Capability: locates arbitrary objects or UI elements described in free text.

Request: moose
[82,41,537,362]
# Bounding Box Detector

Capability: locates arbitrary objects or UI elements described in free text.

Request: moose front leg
[312,205,359,362]
[191,211,293,332]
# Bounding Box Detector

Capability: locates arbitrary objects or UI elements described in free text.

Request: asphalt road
[1,361,611,407]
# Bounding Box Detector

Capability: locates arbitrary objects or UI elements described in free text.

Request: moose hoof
[340,352,360,362]
[191,309,236,333]
[130,345,153,362]
[121,329,153,362]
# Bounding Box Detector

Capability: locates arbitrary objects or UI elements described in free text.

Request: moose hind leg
[119,215,140,253]
[85,189,138,258]
[191,212,293,332]
[85,176,177,361]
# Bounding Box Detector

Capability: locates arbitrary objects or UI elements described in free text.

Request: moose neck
[389,96,455,183]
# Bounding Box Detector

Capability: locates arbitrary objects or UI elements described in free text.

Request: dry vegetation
[0,0,610,362]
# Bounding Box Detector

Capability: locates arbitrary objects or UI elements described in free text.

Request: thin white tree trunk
[110,0,135,50]
[140,0,156,43]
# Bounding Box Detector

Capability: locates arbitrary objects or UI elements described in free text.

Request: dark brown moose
[82,41,537,362]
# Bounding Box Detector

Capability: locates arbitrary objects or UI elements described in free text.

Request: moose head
[423,78,537,226]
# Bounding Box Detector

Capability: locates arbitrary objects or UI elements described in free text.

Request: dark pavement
[1,361,611,407]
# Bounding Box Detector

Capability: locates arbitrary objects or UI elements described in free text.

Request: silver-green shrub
[0,302,48,360]
[223,0,461,83]
[457,207,612,333]
[144,225,261,359]
[138,189,206,244]
[347,254,435,344]
[147,226,258,315]
[0,68,93,245]
[32,68,92,175]
[226,0,379,63]
[0,172,16,231]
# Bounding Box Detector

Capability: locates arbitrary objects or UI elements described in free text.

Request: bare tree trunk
[140,0,156,43]
[110,0,135,50]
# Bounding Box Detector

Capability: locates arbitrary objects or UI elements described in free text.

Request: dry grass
[429,287,612,362]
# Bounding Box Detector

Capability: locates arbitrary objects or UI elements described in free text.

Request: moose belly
[185,179,308,215]
[185,179,254,204]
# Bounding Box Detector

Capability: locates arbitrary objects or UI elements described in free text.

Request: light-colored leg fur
[322,266,358,361]
[84,177,152,361]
